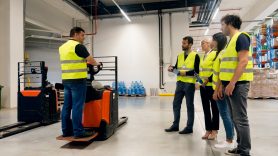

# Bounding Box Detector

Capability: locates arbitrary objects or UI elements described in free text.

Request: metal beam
[63,0,90,17]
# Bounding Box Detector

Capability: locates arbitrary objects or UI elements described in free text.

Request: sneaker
[225,147,241,155]
[215,141,234,149]
[74,131,95,139]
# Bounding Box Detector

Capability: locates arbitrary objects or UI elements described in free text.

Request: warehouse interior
[0,0,278,155]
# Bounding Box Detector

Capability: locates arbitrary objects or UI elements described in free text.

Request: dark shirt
[174,52,200,76]
[75,44,90,58]
[62,41,90,83]
[222,33,251,86]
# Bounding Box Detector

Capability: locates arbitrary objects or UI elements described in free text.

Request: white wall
[162,13,190,84]
[25,11,191,95]
[93,12,190,94]
[94,15,159,93]
[26,46,62,84]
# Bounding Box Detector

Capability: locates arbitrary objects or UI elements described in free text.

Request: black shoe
[165,125,179,132]
[74,131,95,139]
[62,132,73,137]
[62,134,73,137]
[179,128,193,134]
[225,148,241,155]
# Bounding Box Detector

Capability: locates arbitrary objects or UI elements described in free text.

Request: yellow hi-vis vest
[212,51,224,90]
[59,40,87,80]
[219,32,253,81]
[199,50,217,86]
[177,51,197,84]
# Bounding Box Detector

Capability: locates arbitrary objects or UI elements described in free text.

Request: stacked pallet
[248,68,278,99]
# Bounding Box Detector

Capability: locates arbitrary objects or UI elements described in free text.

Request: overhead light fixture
[112,0,131,22]
[212,7,219,20]
[204,28,209,35]
[265,16,273,19]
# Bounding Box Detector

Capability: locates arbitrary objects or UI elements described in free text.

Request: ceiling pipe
[97,8,190,19]
[191,6,197,18]
[203,0,216,24]
[86,0,98,36]
[169,13,173,65]
[201,1,212,23]
[197,4,205,21]
[158,10,165,89]
[206,0,220,24]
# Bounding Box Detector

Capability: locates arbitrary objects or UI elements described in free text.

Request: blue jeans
[62,80,87,137]
[216,98,234,140]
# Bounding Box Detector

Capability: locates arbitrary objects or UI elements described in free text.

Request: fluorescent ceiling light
[112,0,131,22]
[120,9,131,22]
[204,28,209,35]
[212,8,219,20]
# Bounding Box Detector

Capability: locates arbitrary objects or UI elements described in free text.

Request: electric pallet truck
[56,56,128,142]
[0,61,60,139]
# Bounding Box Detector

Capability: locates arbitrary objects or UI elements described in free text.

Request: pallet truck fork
[0,61,60,139]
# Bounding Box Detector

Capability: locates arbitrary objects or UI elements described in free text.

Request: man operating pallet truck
[58,27,101,139]
[57,27,127,142]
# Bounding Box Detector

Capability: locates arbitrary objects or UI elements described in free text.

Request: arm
[174,57,178,69]
[86,55,100,66]
[229,51,249,85]
[168,57,178,72]
[75,44,100,66]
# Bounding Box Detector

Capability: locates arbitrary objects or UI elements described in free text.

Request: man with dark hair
[70,27,85,37]
[218,15,253,156]
[165,36,200,134]
[59,27,100,138]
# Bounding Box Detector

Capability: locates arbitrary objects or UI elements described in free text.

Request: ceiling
[25,0,275,51]
[70,0,221,29]
[68,0,269,50]
[190,0,262,50]
[71,0,208,16]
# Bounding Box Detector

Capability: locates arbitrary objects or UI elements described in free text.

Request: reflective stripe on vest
[219,32,254,82]
[59,40,87,80]
[177,51,197,84]
[60,60,86,64]
[199,51,217,86]
[61,69,88,73]
[221,56,252,62]
[220,68,253,73]
[212,50,223,90]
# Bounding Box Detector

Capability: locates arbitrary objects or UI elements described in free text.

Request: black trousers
[200,86,219,131]
[173,81,195,130]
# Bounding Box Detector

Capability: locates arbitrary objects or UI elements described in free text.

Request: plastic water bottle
[173,69,180,75]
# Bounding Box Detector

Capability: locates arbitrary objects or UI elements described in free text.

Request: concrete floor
[0,92,277,156]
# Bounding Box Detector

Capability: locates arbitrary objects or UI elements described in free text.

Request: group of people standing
[166,14,253,156]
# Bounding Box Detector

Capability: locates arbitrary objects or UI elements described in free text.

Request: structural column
[0,0,24,108]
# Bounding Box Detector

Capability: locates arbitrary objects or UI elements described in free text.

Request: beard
[182,47,188,51]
